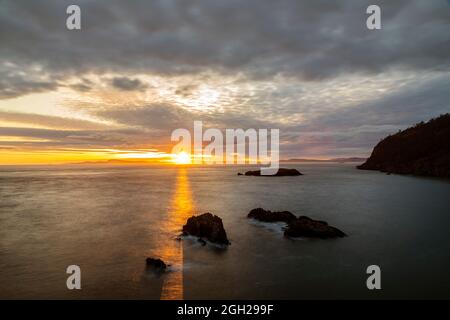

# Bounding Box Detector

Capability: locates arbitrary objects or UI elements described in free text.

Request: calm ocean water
[1,163,450,299]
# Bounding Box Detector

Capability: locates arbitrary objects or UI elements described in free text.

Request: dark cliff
[357,114,450,178]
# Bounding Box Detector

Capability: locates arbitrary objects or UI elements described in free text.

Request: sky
[0,0,449,164]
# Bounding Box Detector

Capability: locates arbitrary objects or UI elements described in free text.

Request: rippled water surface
[1,164,450,299]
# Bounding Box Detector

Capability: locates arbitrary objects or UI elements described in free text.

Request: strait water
[1,163,450,299]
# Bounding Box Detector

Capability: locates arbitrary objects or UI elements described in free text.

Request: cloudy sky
[0,0,449,164]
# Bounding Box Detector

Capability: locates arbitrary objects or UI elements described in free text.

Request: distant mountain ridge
[358,114,450,178]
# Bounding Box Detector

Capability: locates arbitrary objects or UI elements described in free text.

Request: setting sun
[173,152,191,165]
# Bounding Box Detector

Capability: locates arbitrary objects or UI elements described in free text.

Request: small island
[358,114,450,178]
[241,168,303,176]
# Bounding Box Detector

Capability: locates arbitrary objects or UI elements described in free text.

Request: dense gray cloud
[68,78,93,92]
[110,77,147,91]
[0,74,58,99]
[1,0,449,97]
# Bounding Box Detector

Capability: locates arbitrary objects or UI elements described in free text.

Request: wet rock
[146,257,167,272]
[284,216,347,239]
[247,208,296,223]
[182,213,230,245]
[248,208,346,239]
[244,168,302,176]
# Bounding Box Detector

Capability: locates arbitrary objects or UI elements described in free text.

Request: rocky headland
[358,114,450,178]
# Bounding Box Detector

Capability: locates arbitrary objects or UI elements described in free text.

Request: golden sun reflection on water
[159,168,194,300]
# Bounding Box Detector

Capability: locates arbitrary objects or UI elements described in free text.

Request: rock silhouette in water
[244,168,303,176]
[284,216,347,239]
[358,114,450,178]
[146,257,167,272]
[182,213,230,245]
[247,208,296,223]
[247,208,346,239]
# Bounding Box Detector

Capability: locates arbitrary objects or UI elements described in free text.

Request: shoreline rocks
[182,213,230,246]
[284,216,346,239]
[247,208,296,223]
[247,208,346,239]
[243,168,303,176]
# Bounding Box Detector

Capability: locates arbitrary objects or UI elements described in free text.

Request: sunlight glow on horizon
[171,151,192,165]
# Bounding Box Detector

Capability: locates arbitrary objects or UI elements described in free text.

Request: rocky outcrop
[247,208,296,223]
[146,257,167,272]
[244,168,303,176]
[182,213,230,245]
[284,216,346,239]
[358,114,450,178]
[247,208,346,239]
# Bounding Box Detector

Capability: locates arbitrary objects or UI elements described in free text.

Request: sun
[173,151,191,164]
